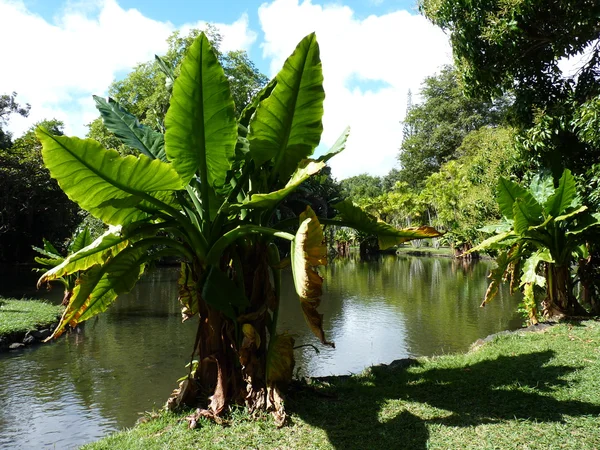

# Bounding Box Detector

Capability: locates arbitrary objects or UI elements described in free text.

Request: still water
[0,255,522,449]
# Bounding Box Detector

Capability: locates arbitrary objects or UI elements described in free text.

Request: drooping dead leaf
[178,262,199,321]
[266,333,295,427]
[291,206,334,347]
[165,377,198,411]
[266,333,295,384]
[208,356,226,415]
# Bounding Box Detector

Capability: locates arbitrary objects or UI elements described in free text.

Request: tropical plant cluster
[35,32,440,424]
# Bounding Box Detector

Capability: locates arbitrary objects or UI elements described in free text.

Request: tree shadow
[287,351,600,449]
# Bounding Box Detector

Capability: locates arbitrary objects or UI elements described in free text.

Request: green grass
[84,321,600,450]
[0,297,62,336]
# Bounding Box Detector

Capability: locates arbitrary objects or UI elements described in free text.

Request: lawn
[84,320,600,449]
[0,297,62,336]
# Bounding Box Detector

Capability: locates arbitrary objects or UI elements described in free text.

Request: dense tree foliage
[0,92,30,150]
[420,0,600,175]
[398,66,510,187]
[0,120,79,262]
[340,173,383,199]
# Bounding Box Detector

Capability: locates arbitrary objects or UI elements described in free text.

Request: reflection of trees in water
[0,267,198,442]
[319,255,522,357]
[1,263,524,447]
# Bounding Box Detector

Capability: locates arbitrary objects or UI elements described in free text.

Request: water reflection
[0,256,521,449]
[278,255,522,375]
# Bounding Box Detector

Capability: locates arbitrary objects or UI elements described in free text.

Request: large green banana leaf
[70,227,93,253]
[333,200,444,249]
[37,128,183,226]
[545,169,576,217]
[496,176,542,221]
[239,78,277,128]
[566,212,600,235]
[164,33,237,187]
[317,127,350,163]
[94,96,166,161]
[232,160,325,210]
[468,230,517,253]
[248,33,324,184]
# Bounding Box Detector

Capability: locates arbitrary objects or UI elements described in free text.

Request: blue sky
[0,0,451,178]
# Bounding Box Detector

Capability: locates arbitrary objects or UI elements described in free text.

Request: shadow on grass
[288,351,600,450]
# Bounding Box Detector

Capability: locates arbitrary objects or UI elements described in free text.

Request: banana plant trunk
[168,242,279,419]
[543,263,588,318]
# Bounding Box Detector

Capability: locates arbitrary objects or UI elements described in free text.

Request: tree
[421,126,522,250]
[398,66,510,187]
[38,33,441,424]
[469,170,600,322]
[0,119,80,262]
[0,92,30,150]
[420,0,600,175]
[340,173,383,199]
[96,27,267,135]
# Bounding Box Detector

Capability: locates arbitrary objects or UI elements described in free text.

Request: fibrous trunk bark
[542,264,588,318]
[167,241,288,425]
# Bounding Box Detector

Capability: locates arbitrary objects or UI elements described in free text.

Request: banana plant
[469,169,600,323]
[36,32,442,424]
[33,227,94,305]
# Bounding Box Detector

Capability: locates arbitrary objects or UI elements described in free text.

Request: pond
[0,255,522,449]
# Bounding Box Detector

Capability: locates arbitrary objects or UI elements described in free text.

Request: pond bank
[0,297,62,351]
[84,320,600,450]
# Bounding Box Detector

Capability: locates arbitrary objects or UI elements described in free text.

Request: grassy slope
[0,297,61,336]
[85,321,600,450]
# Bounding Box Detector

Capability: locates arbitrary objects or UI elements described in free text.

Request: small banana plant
[469,169,600,323]
[36,32,442,424]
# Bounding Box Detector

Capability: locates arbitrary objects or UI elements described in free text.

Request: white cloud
[181,14,257,53]
[0,0,256,138]
[258,0,452,179]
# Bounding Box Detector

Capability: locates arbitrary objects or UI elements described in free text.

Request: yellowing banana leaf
[178,262,199,321]
[266,333,295,384]
[481,250,510,307]
[48,245,148,339]
[37,128,183,226]
[520,249,553,288]
[231,160,325,211]
[290,206,333,347]
[164,32,237,187]
[248,33,324,184]
[333,200,443,250]
[37,226,128,287]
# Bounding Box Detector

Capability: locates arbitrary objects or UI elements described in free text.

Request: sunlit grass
[84,321,600,450]
[0,297,61,336]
